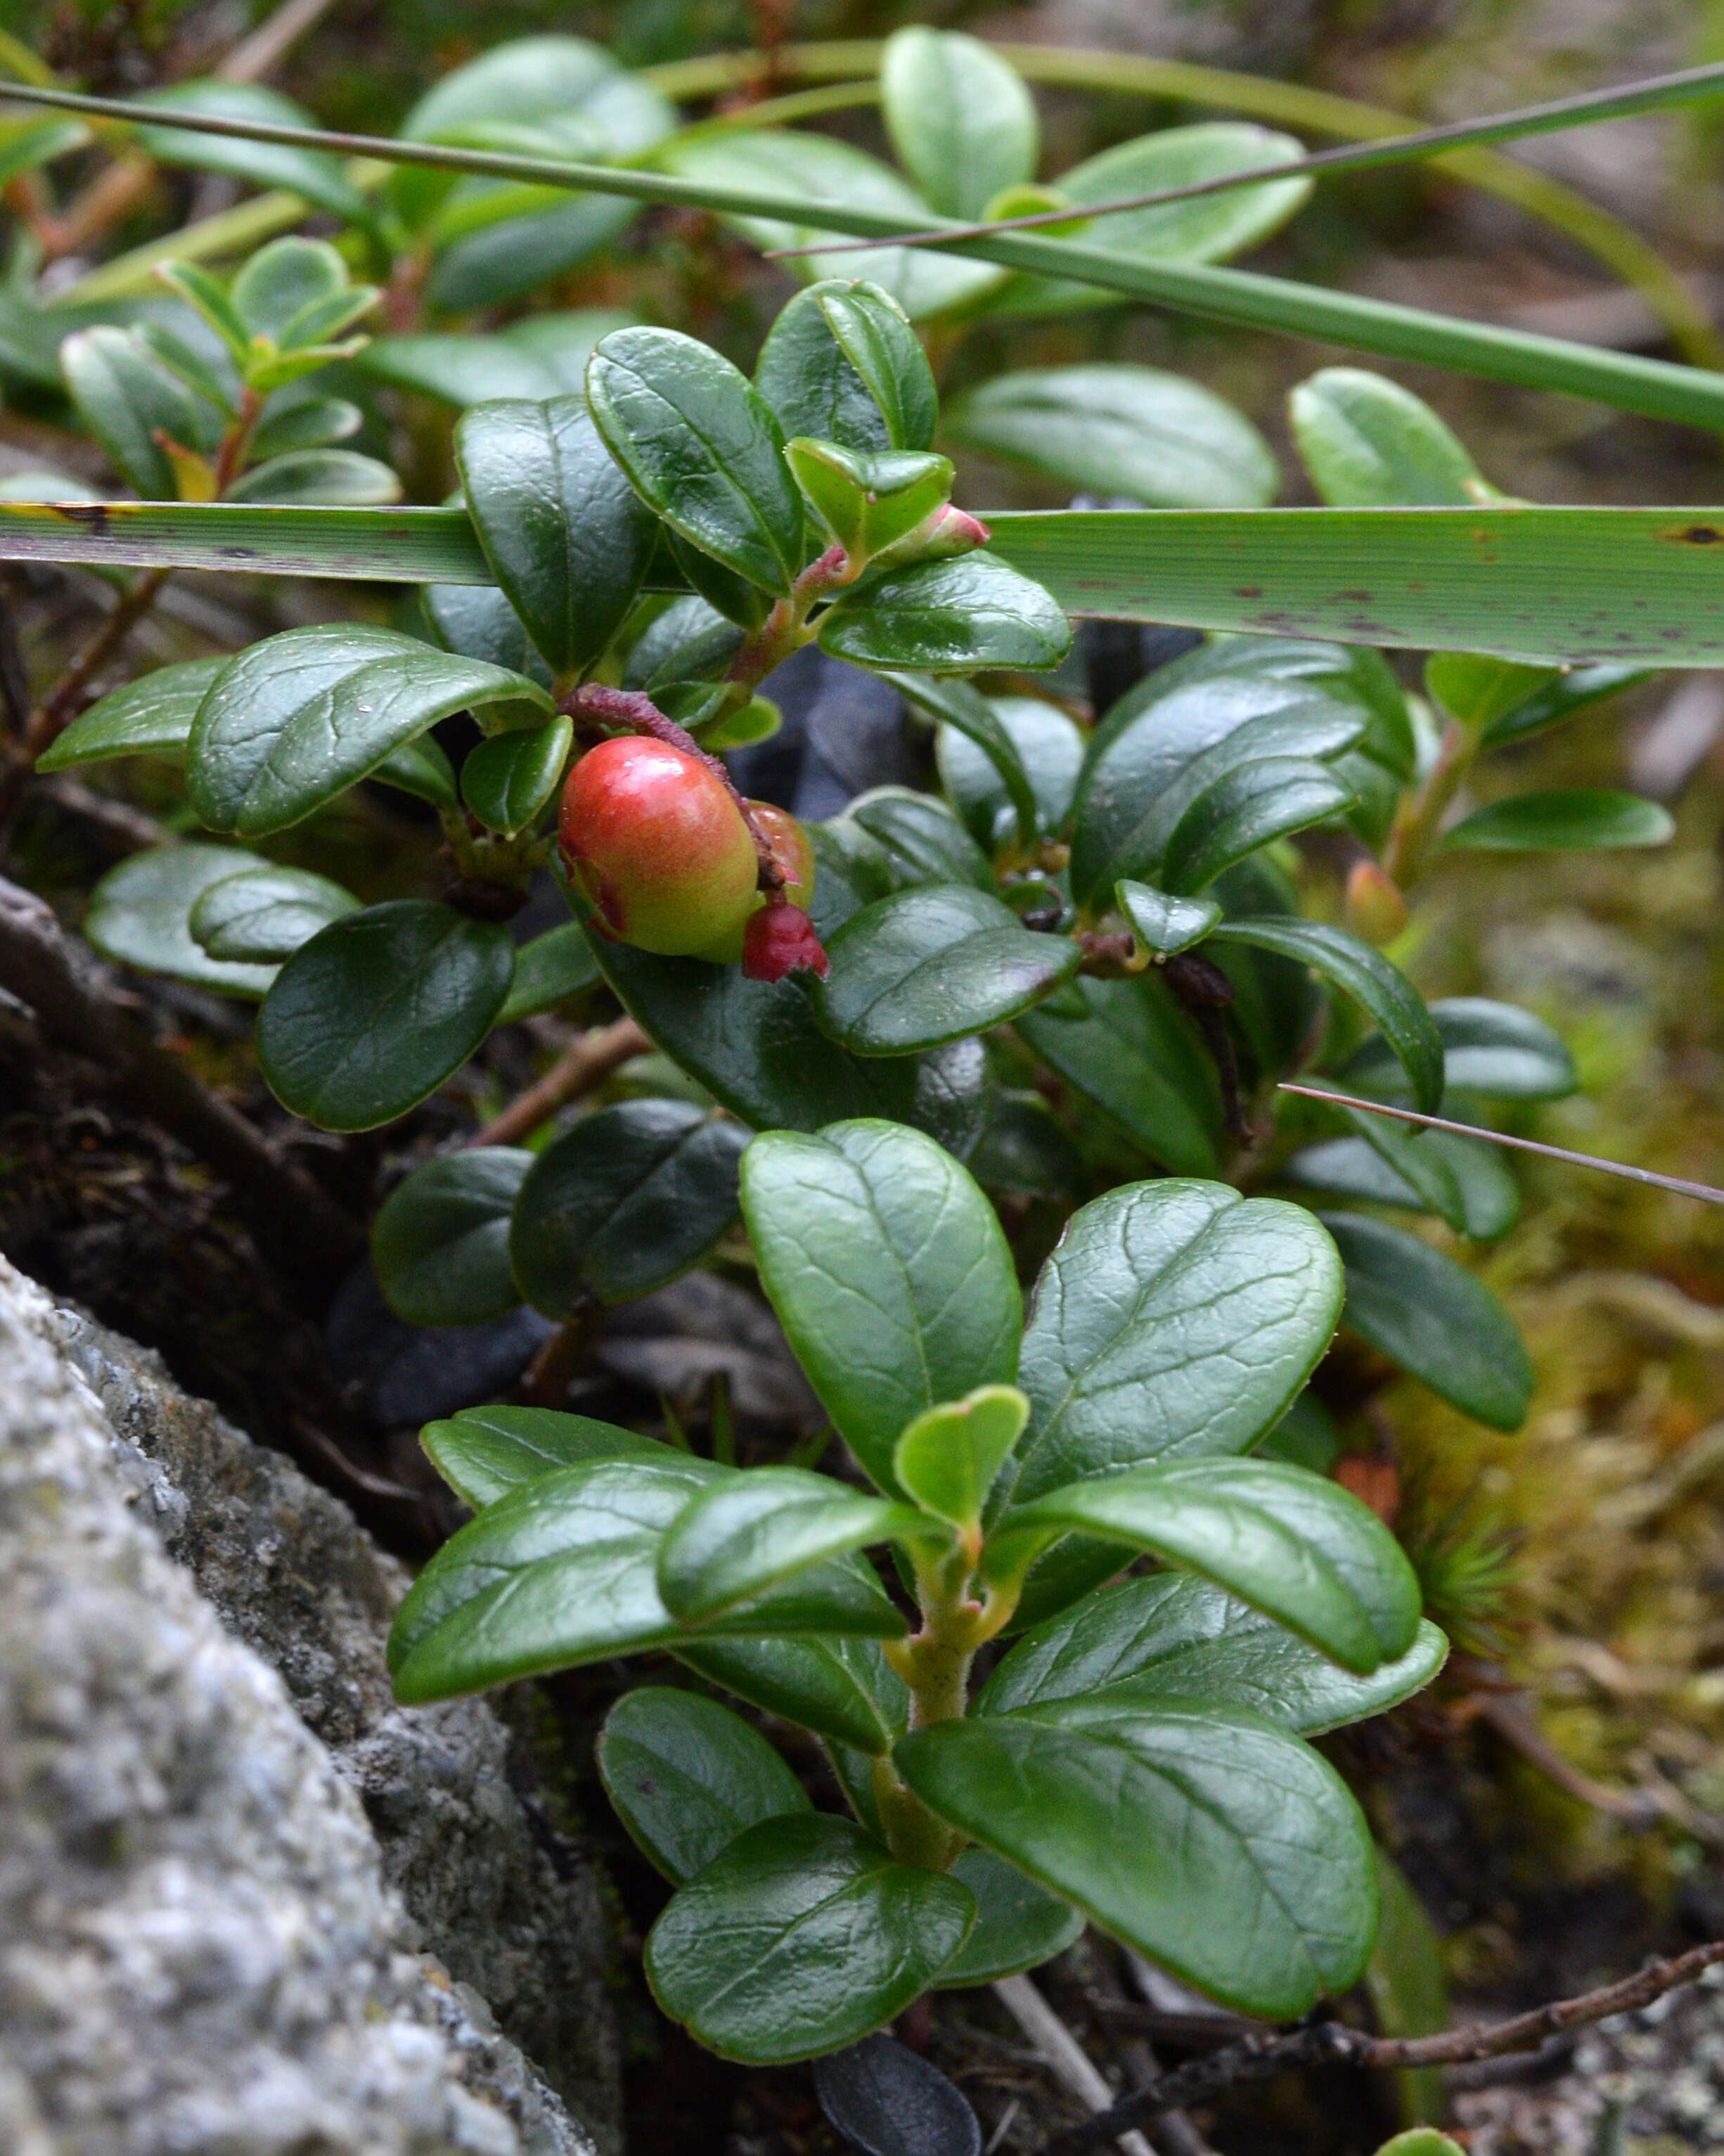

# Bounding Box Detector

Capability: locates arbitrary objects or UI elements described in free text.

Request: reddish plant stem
[470,1015,650,1148]
[568,683,787,893]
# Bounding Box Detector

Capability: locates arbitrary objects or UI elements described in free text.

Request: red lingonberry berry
[558,736,758,956]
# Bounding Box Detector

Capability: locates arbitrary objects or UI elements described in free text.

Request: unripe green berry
[559,736,759,956]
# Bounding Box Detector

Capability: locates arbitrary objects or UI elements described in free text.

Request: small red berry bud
[695,802,818,964]
[921,505,991,556]
[742,899,829,983]
[1344,859,1408,946]
[558,736,758,956]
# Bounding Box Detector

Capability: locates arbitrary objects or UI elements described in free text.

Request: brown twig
[0,876,362,1280]
[470,1015,649,1148]
[216,0,342,84]
[1037,1942,1724,2155]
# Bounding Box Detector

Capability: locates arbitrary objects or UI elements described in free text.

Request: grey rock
[0,1255,618,2156]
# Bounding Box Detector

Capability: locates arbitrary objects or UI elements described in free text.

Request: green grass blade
[0,500,488,582]
[8,500,1724,661]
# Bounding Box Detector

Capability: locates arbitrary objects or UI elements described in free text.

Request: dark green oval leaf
[420,1402,683,1511]
[676,1636,908,1758]
[1441,788,1673,852]
[371,1147,530,1327]
[815,2034,984,2155]
[1016,975,1223,1176]
[598,1686,811,1884]
[1162,755,1356,894]
[1115,880,1221,961]
[1289,368,1493,508]
[1340,996,1576,1103]
[645,1812,975,2063]
[932,1851,1084,1989]
[818,553,1071,672]
[188,864,359,962]
[1320,1211,1533,1431]
[461,713,572,835]
[257,900,513,1131]
[497,920,600,1025]
[84,842,278,999]
[37,655,224,772]
[510,1099,747,1311]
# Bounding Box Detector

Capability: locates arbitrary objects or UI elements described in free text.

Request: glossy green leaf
[969,1090,1086,1204]
[1010,1181,1344,1506]
[896,1698,1374,2017]
[60,324,221,499]
[1320,1211,1533,1430]
[1161,755,1356,894]
[1069,671,1367,906]
[461,714,573,835]
[1341,996,1576,1102]
[188,624,551,837]
[1478,661,1649,748]
[188,863,358,963]
[894,1387,1029,1529]
[456,396,657,678]
[598,1686,811,1884]
[880,27,1038,221]
[994,1456,1421,1671]
[818,553,1071,672]
[84,842,277,999]
[510,1099,747,1311]
[944,366,1278,509]
[230,237,369,346]
[257,901,513,1131]
[979,1572,1446,1734]
[1016,974,1222,1176]
[359,311,637,406]
[587,326,804,596]
[785,438,953,559]
[390,1454,902,1704]
[1424,652,1555,732]
[1256,1390,1344,1474]
[371,1148,530,1327]
[657,1468,921,1630]
[1441,788,1673,852]
[136,82,373,227]
[814,885,1081,1055]
[741,1121,1021,1496]
[932,1850,1083,1988]
[223,449,398,507]
[1115,881,1221,961]
[813,281,939,453]
[1283,1127,1519,1241]
[645,1813,975,2064]
[420,1403,682,1511]
[656,129,1003,323]
[373,733,460,811]
[676,1636,908,1757]
[247,396,363,460]
[911,679,1072,854]
[842,788,993,891]
[1205,916,1442,1112]
[498,921,600,1025]
[753,282,898,456]
[37,655,224,772]
[1289,368,1494,507]
[423,581,551,684]
[988,122,1311,317]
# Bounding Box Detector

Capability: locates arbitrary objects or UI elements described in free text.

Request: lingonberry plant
[390,1115,1446,2060]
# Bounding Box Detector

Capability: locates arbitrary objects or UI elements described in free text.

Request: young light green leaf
[813,885,1081,1055]
[247,395,363,459]
[932,1850,1084,1988]
[371,1148,531,1328]
[586,326,805,595]
[896,1698,1375,2018]
[818,553,1071,672]
[1115,881,1222,961]
[1340,996,1576,1103]
[978,1572,1446,1735]
[456,395,657,679]
[741,1121,1021,1496]
[1160,755,1356,894]
[84,842,277,999]
[1289,368,1496,507]
[1320,1211,1533,1430]
[598,1686,811,1885]
[944,365,1278,508]
[1012,1181,1345,1506]
[1204,916,1442,1112]
[880,27,1039,222]
[993,1456,1422,1672]
[656,1468,922,1630]
[188,863,358,962]
[645,1813,975,2063]
[257,901,513,1131]
[421,1404,683,1512]
[188,624,551,836]
[676,1636,908,1757]
[785,438,953,559]
[461,714,573,835]
[229,236,363,344]
[894,1387,1030,1528]
[1016,974,1222,1177]
[1424,652,1557,731]
[36,655,224,772]
[497,921,600,1025]
[1441,788,1673,851]
[510,1100,747,1311]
